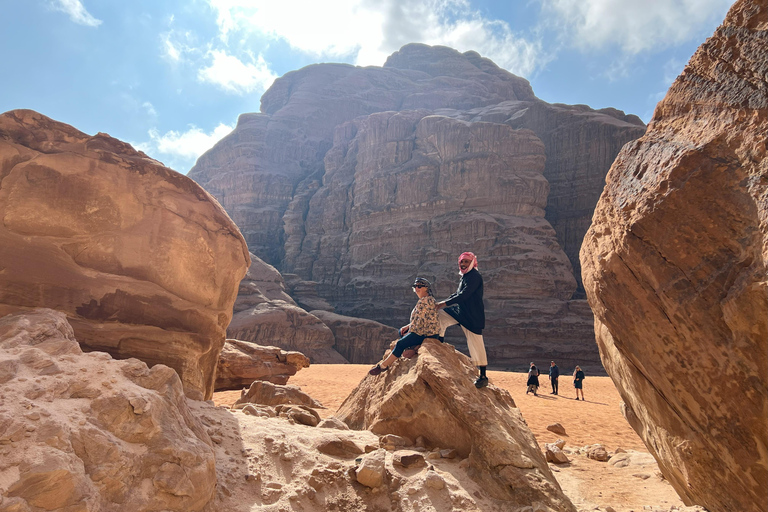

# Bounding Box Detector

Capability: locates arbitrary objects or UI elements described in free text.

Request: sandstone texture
[336,338,576,511]
[233,380,324,409]
[228,253,346,363]
[0,309,216,511]
[0,109,250,399]
[189,44,645,373]
[309,310,398,363]
[580,1,768,511]
[214,339,309,391]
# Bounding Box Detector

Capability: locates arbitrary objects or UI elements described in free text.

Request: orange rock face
[0,110,250,399]
[580,1,767,511]
[190,44,645,372]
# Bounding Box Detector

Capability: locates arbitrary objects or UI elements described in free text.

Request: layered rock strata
[0,110,250,399]
[190,44,645,371]
[336,337,576,510]
[0,309,216,511]
[580,1,768,511]
[214,339,310,391]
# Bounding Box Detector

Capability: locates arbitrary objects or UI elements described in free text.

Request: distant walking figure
[573,365,585,401]
[526,362,540,396]
[369,278,439,376]
[549,360,559,395]
[436,252,488,388]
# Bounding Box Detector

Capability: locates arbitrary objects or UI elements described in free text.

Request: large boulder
[0,309,216,511]
[0,110,250,399]
[190,44,645,373]
[580,1,768,511]
[310,310,398,364]
[228,253,346,363]
[214,339,310,391]
[336,338,576,511]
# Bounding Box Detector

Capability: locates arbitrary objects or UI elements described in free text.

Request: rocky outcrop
[310,310,398,363]
[580,1,768,511]
[336,338,576,510]
[214,339,310,391]
[0,309,216,511]
[233,380,324,409]
[228,253,346,363]
[190,44,644,372]
[0,110,250,400]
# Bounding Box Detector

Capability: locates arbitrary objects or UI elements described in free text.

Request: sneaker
[368,364,388,376]
[474,376,489,389]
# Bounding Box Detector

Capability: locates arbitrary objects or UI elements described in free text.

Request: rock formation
[309,310,398,363]
[215,339,310,391]
[336,338,576,510]
[580,1,768,511]
[0,109,250,400]
[189,44,646,372]
[0,309,216,511]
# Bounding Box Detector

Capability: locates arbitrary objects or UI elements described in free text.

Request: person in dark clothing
[573,365,585,400]
[549,361,560,395]
[526,362,540,395]
[436,252,488,388]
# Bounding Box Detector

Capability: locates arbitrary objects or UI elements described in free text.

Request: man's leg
[461,326,489,388]
[437,309,458,337]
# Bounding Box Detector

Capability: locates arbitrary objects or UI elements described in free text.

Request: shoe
[575,397,579,400]
[368,364,388,376]
[474,376,489,389]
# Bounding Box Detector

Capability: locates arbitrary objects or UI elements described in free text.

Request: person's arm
[445,272,481,306]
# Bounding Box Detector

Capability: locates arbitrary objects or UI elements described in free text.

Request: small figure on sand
[435,252,489,389]
[526,362,540,395]
[573,365,585,400]
[549,360,559,395]
[369,277,439,375]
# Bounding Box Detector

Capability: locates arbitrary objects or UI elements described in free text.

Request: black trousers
[550,377,559,394]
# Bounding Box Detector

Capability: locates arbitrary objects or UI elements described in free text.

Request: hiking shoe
[368,364,388,376]
[474,376,489,389]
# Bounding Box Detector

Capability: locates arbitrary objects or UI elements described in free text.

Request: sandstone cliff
[580,1,767,510]
[189,44,646,372]
[0,109,250,400]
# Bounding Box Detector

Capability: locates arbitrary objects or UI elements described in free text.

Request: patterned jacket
[409,296,440,336]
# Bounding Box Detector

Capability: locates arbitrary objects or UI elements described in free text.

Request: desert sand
[214,364,696,512]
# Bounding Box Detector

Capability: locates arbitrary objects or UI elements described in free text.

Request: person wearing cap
[549,360,560,395]
[435,252,489,388]
[369,277,440,375]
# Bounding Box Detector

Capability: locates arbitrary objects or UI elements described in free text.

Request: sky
[1,0,735,174]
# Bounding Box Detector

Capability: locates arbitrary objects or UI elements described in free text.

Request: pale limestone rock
[356,450,387,488]
[233,380,323,409]
[545,444,570,464]
[275,404,321,427]
[579,1,767,510]
[0,110,249,400]
[336,338,575,510]
[586,445,609,462]
[0,309,216,511]
[316,416,350,430]
[215,339,309,391]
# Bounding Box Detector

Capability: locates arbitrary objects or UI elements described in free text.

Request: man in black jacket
[436,252,489,388]
[549,361,560,395]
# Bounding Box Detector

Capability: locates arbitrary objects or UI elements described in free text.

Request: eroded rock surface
[0,309,216,511]
[0,110,250,399]
[310,310,398,364]
[580,1,768,511]
[228,254,346,363]
[336,338,576,511]
[190,44,645,372]
[215,339,310,391]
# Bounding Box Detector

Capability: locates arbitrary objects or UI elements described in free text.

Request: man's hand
[436,301,447,310]
[399,325,409,336]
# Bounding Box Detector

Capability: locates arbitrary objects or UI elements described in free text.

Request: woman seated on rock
[369,277,440,375]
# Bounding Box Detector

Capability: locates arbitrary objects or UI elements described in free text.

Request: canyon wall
[580,0,767,510]
[189,44,646,371]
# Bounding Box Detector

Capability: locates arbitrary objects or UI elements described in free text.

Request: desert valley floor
[215,366,695,512]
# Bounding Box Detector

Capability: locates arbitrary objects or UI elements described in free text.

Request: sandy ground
[214,365,690,512]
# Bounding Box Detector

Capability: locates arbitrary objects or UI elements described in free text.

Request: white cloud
[206,0,546,78]
[51,0,102,27]
[134,123,234,172]
[540,0,733,54]
[198,50,277,94]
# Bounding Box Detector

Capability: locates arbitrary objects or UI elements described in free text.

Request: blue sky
[1,0,734,174]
